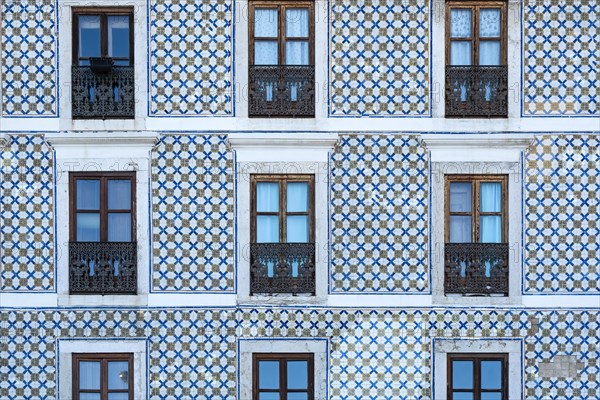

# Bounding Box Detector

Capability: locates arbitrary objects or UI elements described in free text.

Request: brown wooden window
[72,353,133,400]
[253,353,314,400]
[70,172,136,243]
[73,8,134,66]
[445,175,507,243]
[447,353,508,400]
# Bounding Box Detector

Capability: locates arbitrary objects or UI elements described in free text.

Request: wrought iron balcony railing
[71,66,135,119]
[445,65,508,118]
[248,65,315,118]
[444,243,509,296]
[69,242,137,295]
[250,242,315,295]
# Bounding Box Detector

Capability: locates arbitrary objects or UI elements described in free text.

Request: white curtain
[254,9,278,65]
[286,9,308,37]
[480,183,502,243]
[77,213,100,242]
[449,182,472,212]
[286,182,308,212]
[108,180,131,210]
[480,183,501,212]
[255,41,278,65]
[79,361,100,390]
[450,215,472,243]
[286,42,309,65]
[257,182,279,212]
[108,213,132,242]
[76,180,100,209]
[479,9,500,37]
[450,9,471,38]
[257,216,279,243]
[451,42,471,66]
[107,361,129,390]
[287,216,308,243]
[479,41,500,65]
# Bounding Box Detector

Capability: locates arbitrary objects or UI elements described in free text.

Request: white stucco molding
[432,338,523,400]
[423,134,533,162]
[57,338,148,400]
[238,338,329,400]
[228,133,339,162]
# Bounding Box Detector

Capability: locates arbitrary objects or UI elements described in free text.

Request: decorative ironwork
[444,243,509,296]
[71,66,135,119]
[69,242,137,295]
[250,243,315,295]
[248,65,315,117]
[445,66,508,118]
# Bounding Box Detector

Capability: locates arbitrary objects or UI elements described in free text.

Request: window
[444,175,508,296]
[250,175,315,295]
[248,1,315,117]
[447,353,508,400]
[253,353,314,400]
[72,353,133,400]
[69,172,137,294]
[445,1,508,117]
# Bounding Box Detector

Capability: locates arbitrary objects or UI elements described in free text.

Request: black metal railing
[71,66,135,119]
[250,243,315,295]
[445,66,508,118]
[248,65,315,118]
[444,243,509,296]
[69,242,137,295]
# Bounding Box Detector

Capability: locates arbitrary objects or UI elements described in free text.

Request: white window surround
[432,338,523,400]
[57,338,148,400]
[238,338,329,400]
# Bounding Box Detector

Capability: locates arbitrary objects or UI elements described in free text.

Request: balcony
[444,243,509,296]
[250,243,315,295]
[445,65,508,118]
[69,242,137,295]
[71,65,135,119]
[248,65,315,118]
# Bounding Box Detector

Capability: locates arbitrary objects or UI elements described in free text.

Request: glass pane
[451,41,471,65]
[286,41,309,65]
[480,216,502,243]
[287,216,308,243]
[259,393,279,400]
[452,360,473,389]
[287,361,308,389]
[479,9,501,37]
[481,360,503,389]
[287,182,308,212]
[108,16,130,63]
[258,360,279,389]
[108,393,129,400]
[108,361,129,389]
[80,394,101,400]
[255,9,278,37]
[79,15,101,59]
[286,8,309,37]
[452,393,474,400]
[255,41,278,65]
[479,41,501,65]
[449,216,471,243]
[79,361,100,389]
[257,182,279,212]
[108,213,132,242]
[480,183,502,212]
[108,180,131,210]
[450,182,472,212]
[481,393,502,400]
[77,180,100,210]
[288,393,308,400]
[77,213,100,242]
[257,216,279,243]
[450,9,472,37]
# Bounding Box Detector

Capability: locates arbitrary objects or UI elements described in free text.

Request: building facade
[0,0,598,399]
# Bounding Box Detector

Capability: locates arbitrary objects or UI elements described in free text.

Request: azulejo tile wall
[151,134,235,292]
[330,135,429,292]
[524,134,599,293]
[1,0,57,116]
[0,135,55,291]
[1,307,598,399]
[330,0,430,116]
[523,0,598,115]
[149,0,233,116]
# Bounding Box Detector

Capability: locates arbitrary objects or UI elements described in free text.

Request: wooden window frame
[248,1,315,65]
[445,1,507,65]
[250,174,315,243]
[444,175,508,243]
[69,172,137,242]
[447,353,508,400]
[72,353,134,400]
[72,7,135,66]
[252,353,314,400]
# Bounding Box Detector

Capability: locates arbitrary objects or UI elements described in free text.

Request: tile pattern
[524,134,599,293]
[0,135,54,291]
[149,0,233,115]
[330,135,429,292]
[151,135,235,292]
[523,0,598,115]
[330,0,430,116]
[1,308,598,400]
[1,0,57,116]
